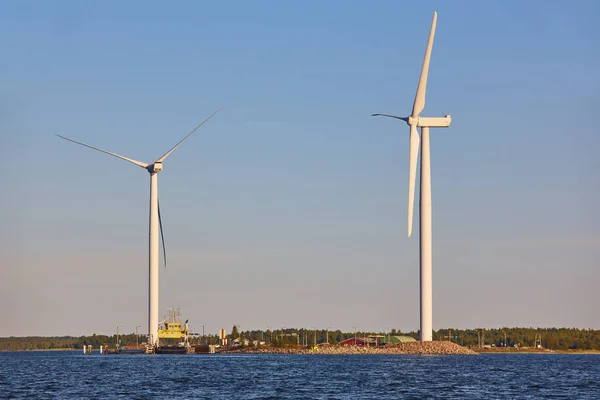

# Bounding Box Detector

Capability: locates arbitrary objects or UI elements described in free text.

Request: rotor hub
[147,162,163,173]
[408,116,419,126]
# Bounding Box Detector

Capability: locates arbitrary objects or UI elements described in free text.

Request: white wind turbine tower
[57,108,221,347]
[372,11,451,341]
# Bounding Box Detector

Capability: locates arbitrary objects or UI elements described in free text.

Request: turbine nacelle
[415,115,451,128]
[147,162,163,174]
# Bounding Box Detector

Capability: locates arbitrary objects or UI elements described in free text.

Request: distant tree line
[2,327,599,351]
[223,326,600,350]
[426,327,600,350]
[0,333,142,351]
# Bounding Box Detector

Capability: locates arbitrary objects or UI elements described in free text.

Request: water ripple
[0,352,599,399]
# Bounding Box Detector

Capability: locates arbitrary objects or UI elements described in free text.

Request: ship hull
[156,346,194,354]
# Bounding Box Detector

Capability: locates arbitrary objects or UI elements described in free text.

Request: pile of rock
[226,341,476,355]
[227,347,302,355]
[304,341,476,355]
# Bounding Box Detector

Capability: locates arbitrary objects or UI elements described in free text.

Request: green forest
[2,327,599,351]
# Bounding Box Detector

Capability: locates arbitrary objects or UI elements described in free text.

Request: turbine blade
[411,11,437,118]
[158,199,167,268]
[371,114,409,121]
[56,134,149,169]
[156,108,223,163]
[408,125,420,237]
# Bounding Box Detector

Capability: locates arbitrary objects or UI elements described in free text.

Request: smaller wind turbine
[57,108,221,346]
[372,11,451,341]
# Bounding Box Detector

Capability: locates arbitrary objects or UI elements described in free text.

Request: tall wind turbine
[372,11,451,341]
[57,108,221,347]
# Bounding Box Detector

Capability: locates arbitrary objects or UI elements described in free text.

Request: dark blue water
[0,352,598,399]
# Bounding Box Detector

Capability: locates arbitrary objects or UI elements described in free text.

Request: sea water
[0,351,598,399]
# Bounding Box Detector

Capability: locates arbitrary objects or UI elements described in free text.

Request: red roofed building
[339,337,370,347]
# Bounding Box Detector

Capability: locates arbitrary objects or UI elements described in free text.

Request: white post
[420,126,433,341]
[100,345,103,354]
[149,172,160,347]
[83,345,86,355]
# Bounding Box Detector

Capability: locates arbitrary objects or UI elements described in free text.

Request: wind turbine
[372,11,451,341]
[57,108,222,347]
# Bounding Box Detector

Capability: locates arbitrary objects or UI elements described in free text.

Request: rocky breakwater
[229,341,476,355]
[227,347,302,355]
[307,342,477,355]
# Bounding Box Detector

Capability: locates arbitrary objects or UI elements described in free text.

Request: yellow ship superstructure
[157,308,191,348]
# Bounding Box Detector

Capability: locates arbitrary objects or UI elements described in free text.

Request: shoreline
[473,348,600,355]
[226,342,478,355]
[3,344,599,355]
[0,348,77,352]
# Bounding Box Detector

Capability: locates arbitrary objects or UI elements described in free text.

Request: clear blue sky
[1,0,598,336]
